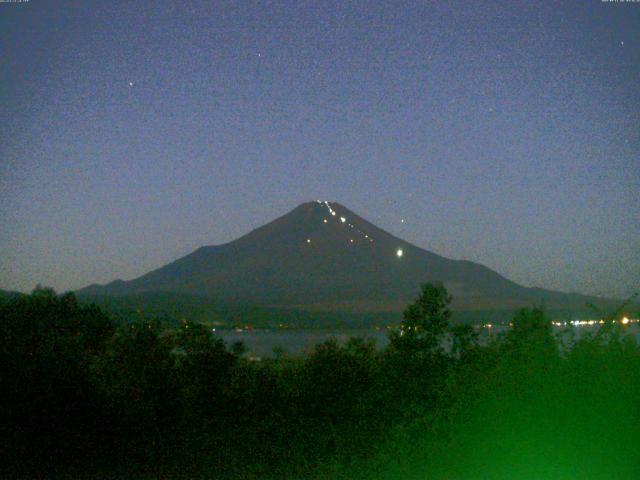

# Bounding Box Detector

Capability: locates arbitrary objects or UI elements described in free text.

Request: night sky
[1,1,638,298]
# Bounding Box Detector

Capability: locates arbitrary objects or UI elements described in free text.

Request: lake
[218,328,390,358]
[218,323,640,358]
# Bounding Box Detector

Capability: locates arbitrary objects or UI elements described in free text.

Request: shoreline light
[396,248,403,258]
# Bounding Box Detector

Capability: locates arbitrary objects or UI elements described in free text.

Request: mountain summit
[78,201,603,312]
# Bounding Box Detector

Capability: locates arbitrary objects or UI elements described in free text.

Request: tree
[451,324,478,358]
[174,320,237,417]
[502,307,559,375]
[505,307,556,353]
[390,282,452,354]
[0,287,113,472]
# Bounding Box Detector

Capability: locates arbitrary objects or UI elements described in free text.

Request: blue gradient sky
[1,1,638,298]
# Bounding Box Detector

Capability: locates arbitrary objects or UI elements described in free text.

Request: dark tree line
[1,284,639,479]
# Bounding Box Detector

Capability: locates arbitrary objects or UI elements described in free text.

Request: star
[128,81,134,87]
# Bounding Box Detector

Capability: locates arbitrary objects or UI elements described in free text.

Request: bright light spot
[128,81,134,87]
[396,248,403,258]
[350,239,354,243]
[331,211,336,216]
[323,219,328,223]
[622,316,630,325]
[340,217,346,223]
[401,218,405,223]
[306,239,311,244]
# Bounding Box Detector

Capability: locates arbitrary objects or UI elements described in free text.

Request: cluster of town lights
[549,317,637,327]
[475,317,638,330]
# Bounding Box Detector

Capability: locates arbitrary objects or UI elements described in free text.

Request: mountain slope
[0,289,23,302]
[77,201,609,312]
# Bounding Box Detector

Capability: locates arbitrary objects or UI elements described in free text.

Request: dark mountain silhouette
[77,201,611,313]
[0,289,23,302]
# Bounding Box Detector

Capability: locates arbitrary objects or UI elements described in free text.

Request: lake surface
[219,329,390,358]
[219,323,640,358]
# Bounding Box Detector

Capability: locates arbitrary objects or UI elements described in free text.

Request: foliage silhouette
[390,282,452,354]
[1,285,638,479]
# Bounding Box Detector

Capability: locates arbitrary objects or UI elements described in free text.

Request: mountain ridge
[77,201,614,313]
